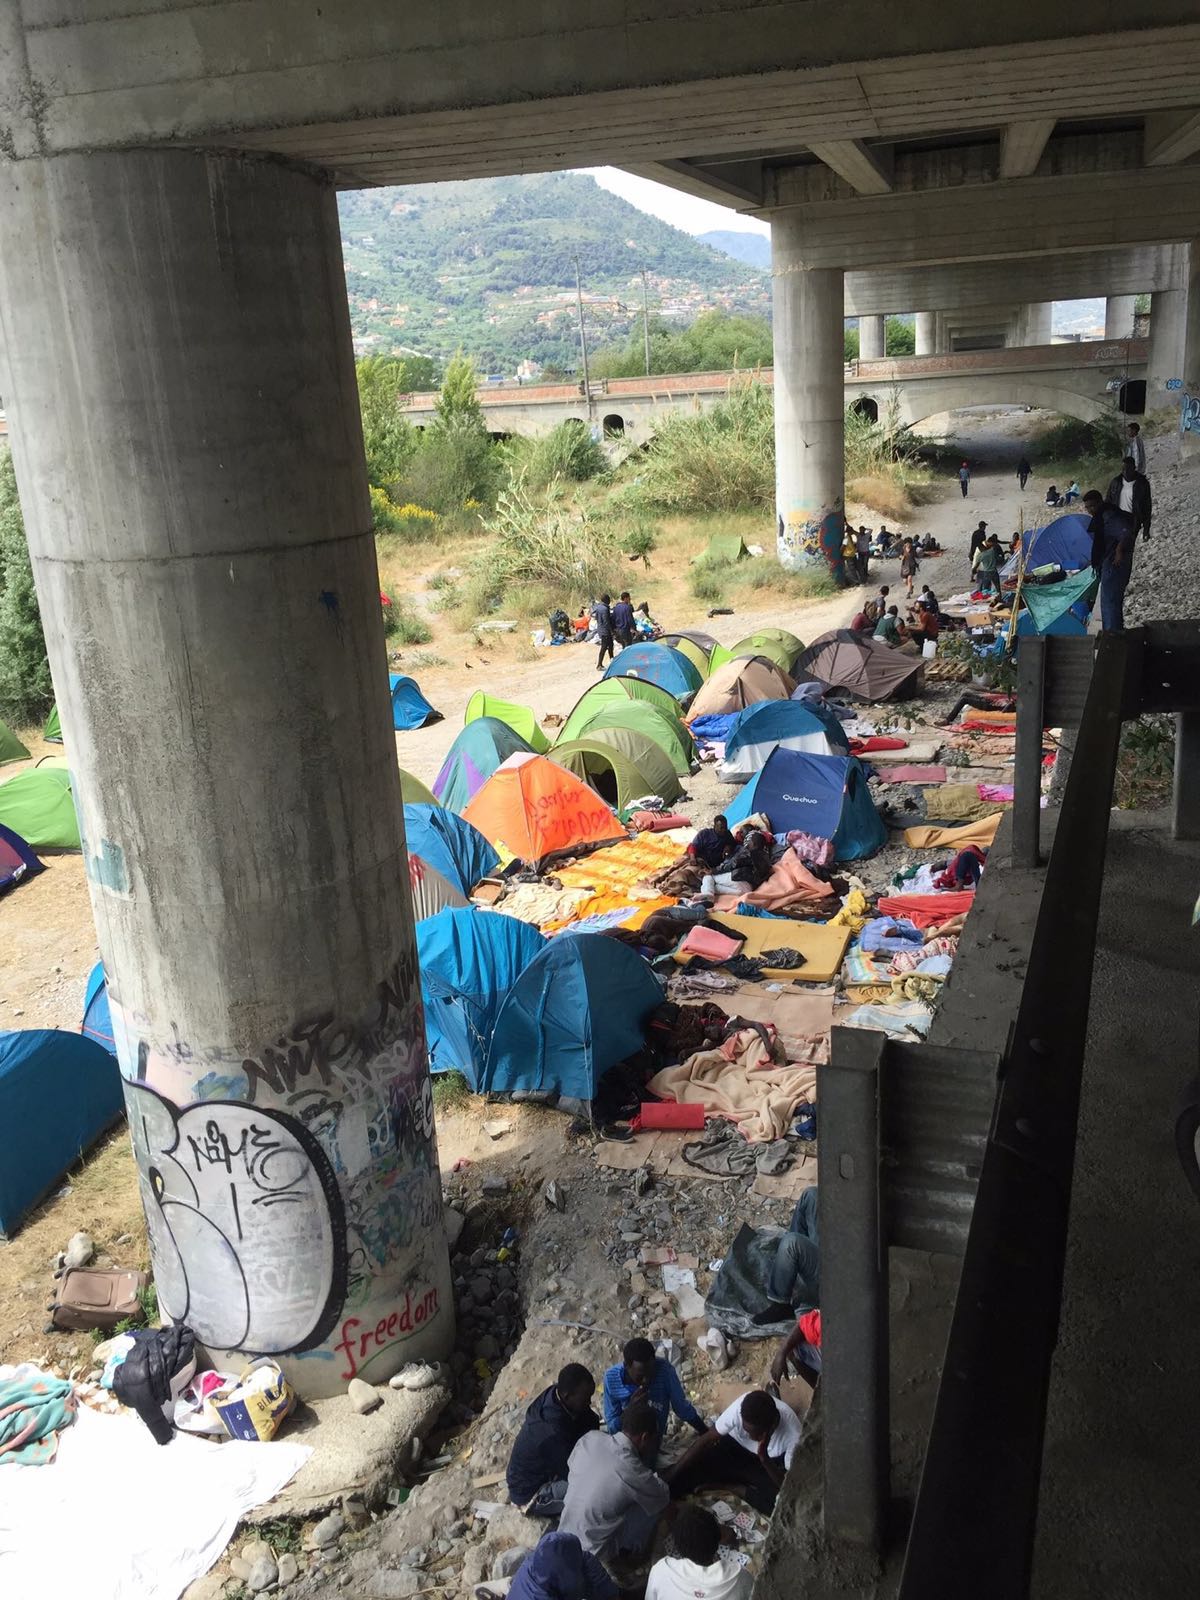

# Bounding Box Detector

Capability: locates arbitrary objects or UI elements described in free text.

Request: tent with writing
[417,906,547,1086]
[0,767,81,849]
[481,933,663,1103]
[552,730,682,811]
[389,673,442,731]
[0,822,42,895]
[558,677,682,745]
[686,655,793,721]
[563,699,695,777]
[604,643,703,699]
[81,963,116,1055]
[723,748,886,860]
[719,698,849,782]
[793,630,923,702]
[433,718,534,813]
[0,720,29,765]
[403,804,499,895]
[465,692,551,754]
[463,753,626,865]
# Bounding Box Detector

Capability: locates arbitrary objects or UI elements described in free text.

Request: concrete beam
[1145,108,1200,165]
[621,158,763,210]
[808,140,893,195]
[843,246,1183,314]
[999,118,1056,178]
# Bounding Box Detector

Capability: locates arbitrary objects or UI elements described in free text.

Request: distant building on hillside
[516,358,543,381]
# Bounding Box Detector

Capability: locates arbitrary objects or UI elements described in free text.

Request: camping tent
[565,700,695,777]
[408,853,469,921]
[389,674,442,731]
[703,531,750,564]
[482,933,663,1102]
[723,749,886,860]
[398,768,439,807]
[433,718,534,812]
[686,656,793,721]
[1017,566,1099,637]
[463,753,625,864]
[659,635,710,680]
[793,630,924,702]
[0,767,81,849]
[553,730,683,810]
[417,906,547,1086]
[403,804,499,895]
[558,677,682,745]
[661,629,719,655]
[0,720,29,764]
[465,692,551,754]
[0,822,42,895]
[81,963,115,1055]
[731,628,805,674]
[719,699,849,781]
[43,705,61,743]
[1004,513,1092,581]
[604,643,703,699]
[0,1029,125,1235]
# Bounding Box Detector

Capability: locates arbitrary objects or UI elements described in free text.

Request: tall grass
[504,420,608,491]
[689,552,837,606]
[466,475,624,619]
[1031,414,1126,490]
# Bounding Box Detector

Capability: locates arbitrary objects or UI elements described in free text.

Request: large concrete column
[858,314,885,361]
[771,215,845,580]
[0,150,452,1396]
[1104,294,1136,340]
[1181,245,1200,459]
[1148,285,1188,408]
[1013,302,1053,346]
[915,311,937,356]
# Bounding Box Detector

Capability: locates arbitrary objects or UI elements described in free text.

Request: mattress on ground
[673,912,851,983]
[554,832,685,895]
[864,740,941,766]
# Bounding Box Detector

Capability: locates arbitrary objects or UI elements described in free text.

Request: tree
[844,326,860,361]
[885,316,916,356]
[0,449,53,727]
[435,352,485,430]
[355,356,418,487]
[591,310,773,379]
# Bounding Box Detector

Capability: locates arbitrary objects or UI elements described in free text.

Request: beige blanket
[647,1027,818,1143]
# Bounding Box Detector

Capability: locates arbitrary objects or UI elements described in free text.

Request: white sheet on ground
[0,1402,310,1600]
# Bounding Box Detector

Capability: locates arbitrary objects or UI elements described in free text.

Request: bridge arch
[849,395,879,423]
[860,378,1115,433]
[602,412,625,436]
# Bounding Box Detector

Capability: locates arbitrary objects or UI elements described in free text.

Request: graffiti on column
[1181,393,1200,435]
[778,508,846,583]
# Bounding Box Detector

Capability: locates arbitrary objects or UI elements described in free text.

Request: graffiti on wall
[778,508,846,583]
[1181,392,1200,435]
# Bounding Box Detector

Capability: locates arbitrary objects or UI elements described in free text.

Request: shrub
[622,521,659,564]
[689,558,732,603]
[469,476,623,616]
[639,380,774,512]
[732,560,837,602]
[521,420,607,488]
[392,420,501,516]
[0,450,53,727]
[383,602,433,645]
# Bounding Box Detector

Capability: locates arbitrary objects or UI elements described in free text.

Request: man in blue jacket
[1082,490,1137,631]
[602,1338,706,1444]
[508,1364,601,1518]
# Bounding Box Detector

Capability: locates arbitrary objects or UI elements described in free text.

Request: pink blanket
[714,851,838,916]
[886,764,948,783]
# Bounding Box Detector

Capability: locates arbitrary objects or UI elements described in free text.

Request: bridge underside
[851,378,1114,431]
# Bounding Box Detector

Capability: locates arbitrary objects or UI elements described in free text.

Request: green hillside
[337,172,768,376]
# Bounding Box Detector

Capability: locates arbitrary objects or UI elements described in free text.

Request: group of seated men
[501,1193,822,1598]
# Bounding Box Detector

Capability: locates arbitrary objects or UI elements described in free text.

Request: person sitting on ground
[645,1505,752,1600]
[612,591,635,648]
[665,1390,804,1514]
[602,1338,706,1441]
[920,532,940,552]
[509,1532,618,1600]
[758,1188,819,1323]
[1045,484,1063,508]
[688,815,735,872]
[1063,480,1081,505]
[508,1363,602,1519]
[873,605,906,646]
[917,582,936,609]
[769,1309,822,1394]
[1106,455,1153,544]
[864,584,889,624]
[1009,531,1022,557]
[875,526,894,553]
[698,829,774,905]
[973,534,1003,596]
[559,1400,670,1566]
[849,603,872,632]
[908,598,940,648]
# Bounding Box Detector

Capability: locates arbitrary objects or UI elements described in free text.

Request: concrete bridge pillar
[1148,285,1188,409]
[771,215,845,580]
[1105,294,1137,340]
[1181,244,1200,459]
[915,312,937,356]
[858,314,885,360]
[1014,302,1053,346]
[0,149,452,1396]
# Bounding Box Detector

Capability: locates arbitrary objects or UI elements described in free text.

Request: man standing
[855,524,872,584]
[958,461,971,498]
[559,1401,669,1566]
[968,520,989,563]
[1106,456,1153,544]
[1082,489,1137,631]
[592,594,615,671]
[1126,421,1147,476]
[611,591,635,647]
[1016,455,1032,490]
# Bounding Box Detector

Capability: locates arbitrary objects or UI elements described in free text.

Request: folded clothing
[903,814,1003,850]
[679,925,744,962]
[875,890,976,929]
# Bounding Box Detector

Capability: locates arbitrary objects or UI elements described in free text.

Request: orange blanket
[903,814,1003,849]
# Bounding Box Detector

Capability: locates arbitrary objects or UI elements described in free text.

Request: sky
[583,167,769,238]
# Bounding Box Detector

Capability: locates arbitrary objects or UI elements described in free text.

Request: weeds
[405,651,450,670]
[467,476,623,619]
[431,1071,472,1113]
[505,420,608,489]
[255,1519,304,1556]
[383,603,433,645]
[1115,714,1174,809]
[1030,414,1126,490]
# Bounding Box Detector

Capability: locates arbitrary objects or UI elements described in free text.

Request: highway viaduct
[1,0,1200,1455]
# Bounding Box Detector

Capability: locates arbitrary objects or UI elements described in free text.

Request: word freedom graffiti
[334,1286,441,1380]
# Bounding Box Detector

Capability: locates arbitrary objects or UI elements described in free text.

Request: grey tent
[793,630,924,702]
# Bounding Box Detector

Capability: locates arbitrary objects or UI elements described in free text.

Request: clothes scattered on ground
[648,1029,818,1143]
[0,1366,77,1465]
[902,815,1003,850]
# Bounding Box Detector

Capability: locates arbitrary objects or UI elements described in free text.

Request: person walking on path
[958,461,971,498]
[1016,455,1032,490]
[855,524,872,584]
[1083,490,1137,631]
[1126,421,1147,476]
[592,594,615,670]
[1106,456,1153,543]
[899,537,919,597]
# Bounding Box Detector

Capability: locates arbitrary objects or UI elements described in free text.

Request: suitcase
[48,1268,149,1332]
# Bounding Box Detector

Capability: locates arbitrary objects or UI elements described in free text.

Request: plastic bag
[214,1358,297,1442]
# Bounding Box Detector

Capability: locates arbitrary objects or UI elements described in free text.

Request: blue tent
[720,698,850,781]
[432,717,534,812]
[389,673,442,731]
[482,933,663,1101]
[723,748,886,860]
[603,643,703,699]
[1018,513,1092,574]
[403,804,500,896]
[417,906,547,1086]
[81,963,116,1055]
[0,1029,125,1235]
[0,822,42,895]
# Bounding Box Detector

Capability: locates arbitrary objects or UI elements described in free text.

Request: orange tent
[462,753,626,864]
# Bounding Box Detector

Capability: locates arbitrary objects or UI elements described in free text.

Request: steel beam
[1014,636,1047,869]
[1173,711,1200,841]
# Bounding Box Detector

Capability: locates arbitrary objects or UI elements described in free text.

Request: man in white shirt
[1126,421,1147,476]
[664,1389,803,1513]
[646,1506,752,1600]
[1105,457,1153,543]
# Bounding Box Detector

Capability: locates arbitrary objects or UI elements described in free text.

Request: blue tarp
[722,749,886,860]
[1022,513,1092,573]
[81,963,116,1055]
[722,700,850,781]
[403,804,500,896]
[603,644,702,699]
[432,718,534,812]
[483,933,663,1101]
[389,673,441,731]
[0,1029,125,1234]
[417,907,547,1086]
[688,713,738,745]
[0,822,42,895]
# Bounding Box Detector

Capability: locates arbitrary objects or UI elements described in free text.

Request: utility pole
[641,269,652,376]
[573,255,592,422]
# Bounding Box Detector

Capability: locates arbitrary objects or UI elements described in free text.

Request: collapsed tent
[0,1029,125,1235]
[1016,566,1099,636]
[465,692,551,754]
[463,753,626,864]
[81,963,115,1055]
[553,730,683,810]
[731,628,804,675]
[389,673,442,731]
[0,822,42,895]
[686,655,793,721]
[720,698,849,781]
[703,531,750,563]
[565,699,695,776]
[407,853,469,921]
[481,933,663,1101]
[399,768,439,807]
[403,804,499,895]
[433,718,534,812]
[604,643,703,699]
[43,705,62,743]
[0,719,29,764]
[417,906,547,1085]
[558,677,682,744]
[794,630,924,702]
[0,767,81,849]
[723,748,886,860]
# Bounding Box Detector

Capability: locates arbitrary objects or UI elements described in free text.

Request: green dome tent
[703,530,750,563]
[553,729,682,811]
[465,691,550,754]
[708,642,734,673]
[731,628,805,674]
[663,635,710,680]
[565,699,695,777]
[0,720,29,765]
[558,677,681,745]
[398,768,440,807]
[0,767,81,849]
[43,705,62,743]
